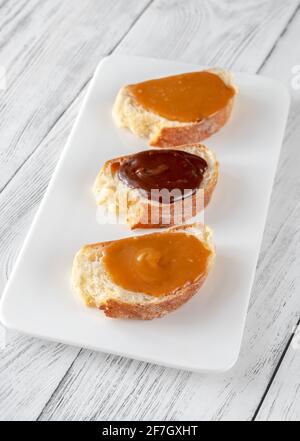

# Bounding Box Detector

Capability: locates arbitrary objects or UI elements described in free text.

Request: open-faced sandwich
[93,144,218,229]
[113,68,237,147]
[72,223,215,320]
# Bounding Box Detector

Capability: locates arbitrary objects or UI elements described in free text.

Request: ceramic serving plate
[0,55,290,372]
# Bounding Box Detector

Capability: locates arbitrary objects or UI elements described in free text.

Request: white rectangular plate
[0,55,289,372]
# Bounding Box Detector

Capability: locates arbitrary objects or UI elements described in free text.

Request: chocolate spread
[118,149,207,203]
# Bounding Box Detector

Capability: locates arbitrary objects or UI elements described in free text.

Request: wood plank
[0,0,152,421]
[1,0,299,422]
[31,0,300,421]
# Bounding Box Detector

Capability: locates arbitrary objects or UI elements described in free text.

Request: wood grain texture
[0,0,300,421]
[0,0,150,192]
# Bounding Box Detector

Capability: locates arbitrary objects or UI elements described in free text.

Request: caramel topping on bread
[118,149,207,203]
[102,232,212,297]
[128,71,235,123]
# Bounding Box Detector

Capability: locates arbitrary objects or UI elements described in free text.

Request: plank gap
[252,316,300,421]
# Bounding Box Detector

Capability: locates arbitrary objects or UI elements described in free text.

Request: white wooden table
[0,0,300,421]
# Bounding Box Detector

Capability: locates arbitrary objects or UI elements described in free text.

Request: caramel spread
[102,232,211,297]
[118,149,207,202]
[128,71,235,122]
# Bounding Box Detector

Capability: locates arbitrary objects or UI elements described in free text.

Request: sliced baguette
[93,144,218,229]
[113,68,238,147]
[72,223,215,320]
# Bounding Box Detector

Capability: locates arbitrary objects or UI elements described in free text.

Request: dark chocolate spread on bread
[118,149,207,203]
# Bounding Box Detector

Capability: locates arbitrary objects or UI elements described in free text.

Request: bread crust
[93,144,219,229]
[72,223,215,320]
[100,274,207,319]
[113,68,237,147]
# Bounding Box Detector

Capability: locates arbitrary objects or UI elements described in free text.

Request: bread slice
[72,223,215,320]
[113,68,238,147]
[93,144,218,229]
